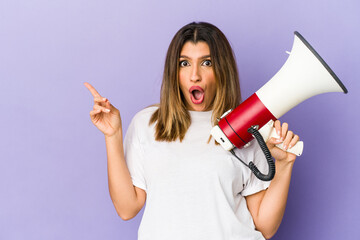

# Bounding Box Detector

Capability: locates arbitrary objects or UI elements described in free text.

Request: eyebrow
[179,55,211,59]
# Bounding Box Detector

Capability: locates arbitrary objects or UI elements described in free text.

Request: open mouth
[189,86,204,104]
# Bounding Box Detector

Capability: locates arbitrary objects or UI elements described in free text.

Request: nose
[190,65,201,83]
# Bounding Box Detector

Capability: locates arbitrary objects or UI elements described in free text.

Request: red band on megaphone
[218,93,277,149]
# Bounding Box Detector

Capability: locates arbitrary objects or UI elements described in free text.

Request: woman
[85,22,299,240]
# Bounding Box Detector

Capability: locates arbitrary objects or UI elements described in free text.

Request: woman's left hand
[266,120,300,162]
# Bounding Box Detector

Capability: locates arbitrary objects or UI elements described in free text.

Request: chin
[186,99,209,111]
[191,105,207,112]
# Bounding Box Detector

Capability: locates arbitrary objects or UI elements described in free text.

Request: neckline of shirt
[189,110,213,120]
[147,106,212,120]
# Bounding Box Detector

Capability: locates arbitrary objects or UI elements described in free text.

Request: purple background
[1,0,359,239]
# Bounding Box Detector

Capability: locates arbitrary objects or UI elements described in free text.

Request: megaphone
[211,31,348,181]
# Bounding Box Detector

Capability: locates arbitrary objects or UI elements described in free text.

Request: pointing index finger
[84,82,102,98]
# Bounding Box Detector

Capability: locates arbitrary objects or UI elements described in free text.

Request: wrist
[275,158,295,166]
[105,129,123,140]
[274,160,294,177]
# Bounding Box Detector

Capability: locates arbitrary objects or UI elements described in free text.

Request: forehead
[180,41,210,57]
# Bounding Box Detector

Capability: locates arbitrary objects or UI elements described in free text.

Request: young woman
[85,22,299,240]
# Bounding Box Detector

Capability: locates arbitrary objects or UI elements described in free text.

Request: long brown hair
[150,22,241,142]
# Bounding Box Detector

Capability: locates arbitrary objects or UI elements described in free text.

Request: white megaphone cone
[257,31,347,119]
[211,31,348,181]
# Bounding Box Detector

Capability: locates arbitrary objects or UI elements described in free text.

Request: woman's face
[179,41,216,112]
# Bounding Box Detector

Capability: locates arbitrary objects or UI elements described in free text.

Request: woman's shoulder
[126,104,159,140]
[131,104,159,125]
[233,139,262,158]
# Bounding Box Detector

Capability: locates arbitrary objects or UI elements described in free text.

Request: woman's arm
[105,131,146,220]
[84,82,146,221]
[245,120,299,239]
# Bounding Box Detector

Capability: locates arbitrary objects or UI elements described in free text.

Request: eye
[179,60,189,67]
[202,59,212,67]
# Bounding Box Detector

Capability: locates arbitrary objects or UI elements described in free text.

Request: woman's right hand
[84,82,122,137]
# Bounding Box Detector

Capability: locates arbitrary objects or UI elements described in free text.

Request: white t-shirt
[124,106,271,240]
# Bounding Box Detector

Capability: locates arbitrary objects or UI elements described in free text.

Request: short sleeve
[124,116,147,192]
[240,140,271,197]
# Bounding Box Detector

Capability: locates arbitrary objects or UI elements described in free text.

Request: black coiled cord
[230,126,275,181]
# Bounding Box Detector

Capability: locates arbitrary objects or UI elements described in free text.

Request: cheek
[178,78,187,96]
[179,72,185,85]
[209,86,217,100]
[179,70,189,91]
[207,73,217,97]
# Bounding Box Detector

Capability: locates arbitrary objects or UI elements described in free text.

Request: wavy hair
[150,22,241,142]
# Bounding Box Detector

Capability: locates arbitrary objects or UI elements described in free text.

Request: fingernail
[103,97,107,101]
[289,144,292,149]
[283,144,287,150]
[105,109,110,112]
